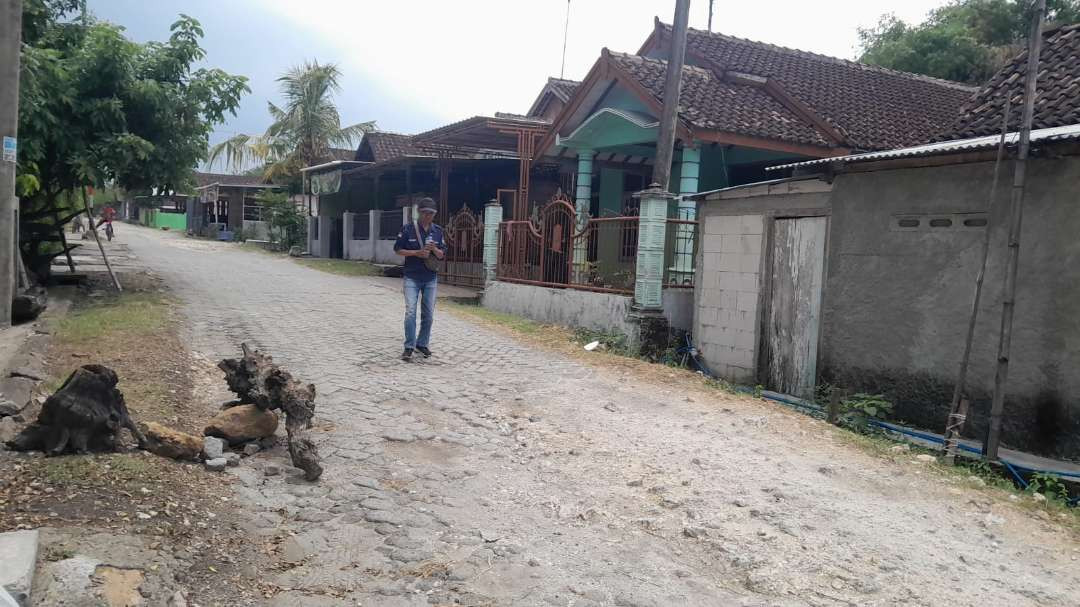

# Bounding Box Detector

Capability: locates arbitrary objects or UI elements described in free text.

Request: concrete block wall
[694,213,764,382]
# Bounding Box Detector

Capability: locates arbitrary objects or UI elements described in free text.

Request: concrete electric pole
[652,0,690,191]
[1,0,23,327]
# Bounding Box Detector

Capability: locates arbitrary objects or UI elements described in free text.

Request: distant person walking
[394,198,445,361]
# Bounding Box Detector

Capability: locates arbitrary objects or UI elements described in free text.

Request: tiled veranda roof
[608,52,833,148]
[358,131,427,163]
[650,21,978,150]
[941,23,1080,140]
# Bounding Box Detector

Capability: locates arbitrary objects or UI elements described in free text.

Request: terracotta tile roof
[546,77,580,102]
[609,52,833,148]
[193,172,268,188]
[527,77,581,117]
[942,23,1080,140]
[357,131,426,163]
[328,147,356,161]
[654,23,977,150]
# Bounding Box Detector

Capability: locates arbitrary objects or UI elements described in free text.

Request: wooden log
[218,343,322,480]
[8,365,146,454]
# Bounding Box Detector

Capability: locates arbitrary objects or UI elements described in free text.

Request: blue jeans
[403,276,437,350]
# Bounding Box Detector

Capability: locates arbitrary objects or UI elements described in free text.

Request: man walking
[394,198,446,361]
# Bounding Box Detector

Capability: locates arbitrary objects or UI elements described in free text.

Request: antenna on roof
[561,0,571,79]
[708,0,714,31]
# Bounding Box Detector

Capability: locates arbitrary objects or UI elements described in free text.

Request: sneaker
[416,346,432,358]
[401,348,414,361]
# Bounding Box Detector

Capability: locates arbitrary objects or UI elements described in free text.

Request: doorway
[764,216,828,398]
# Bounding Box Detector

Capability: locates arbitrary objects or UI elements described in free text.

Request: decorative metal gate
[442,206,485,287]
[497,194,638,294]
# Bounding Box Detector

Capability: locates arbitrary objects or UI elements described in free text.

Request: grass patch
[294,258,384,277]
[239,241,283,256]
[40,453,152,488]
[54,293,169,344]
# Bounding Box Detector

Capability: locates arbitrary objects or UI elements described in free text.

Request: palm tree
[209,61,374,180]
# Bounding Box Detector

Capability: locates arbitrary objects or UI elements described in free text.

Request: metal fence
[352,212,370,240]
[663,218,699,288]
[497,197,639,294]
[378,210,401,240]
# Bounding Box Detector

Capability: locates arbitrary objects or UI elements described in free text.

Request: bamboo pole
[944,398,970,465]
[81,187,122,292]
[985,0,1045,461]
[942,96,1011,460]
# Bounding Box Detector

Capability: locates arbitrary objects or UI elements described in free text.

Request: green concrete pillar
[672,147,700,283]
[633,184,674,309]
[483,198,502,286]
[574,150,594,220]
[573,150,594,283]
[678,147,700,210]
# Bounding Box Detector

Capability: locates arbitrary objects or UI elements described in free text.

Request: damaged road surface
[89,226,1078,606]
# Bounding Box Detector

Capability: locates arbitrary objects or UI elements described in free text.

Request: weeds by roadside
[293,258,384,277]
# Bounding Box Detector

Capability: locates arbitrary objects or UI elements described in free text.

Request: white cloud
[261,0,947,131]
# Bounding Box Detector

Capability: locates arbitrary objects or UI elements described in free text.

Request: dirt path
[119,226,1078,607]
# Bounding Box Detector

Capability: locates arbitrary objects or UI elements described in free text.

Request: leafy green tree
[859,0,1080,85]
[255,190,306,251]
[208,61,374,183]
[16,2,249,277]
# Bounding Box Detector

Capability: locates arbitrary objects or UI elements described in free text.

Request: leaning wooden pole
[942,96,1011,464]
[81,186,122,292]
[985,0,1045,461]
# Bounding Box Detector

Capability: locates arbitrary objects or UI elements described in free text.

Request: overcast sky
[88,0,947,170]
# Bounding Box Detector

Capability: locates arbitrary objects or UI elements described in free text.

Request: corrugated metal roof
[768,123,1080,172]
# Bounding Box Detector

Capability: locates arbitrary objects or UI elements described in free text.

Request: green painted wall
[596,86,653,116]
[699,145,731,192]
[151,210,187,230]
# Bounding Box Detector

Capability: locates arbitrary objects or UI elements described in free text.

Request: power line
[560,0,571,79]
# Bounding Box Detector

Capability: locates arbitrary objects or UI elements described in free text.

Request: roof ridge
[367,130,414,138]
[657,21,978,92]
[608,50,715,78]
[547,76,581,85]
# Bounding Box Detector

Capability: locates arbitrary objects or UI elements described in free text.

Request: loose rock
[242,443,261,456]
[142,422,202,460]
[0,399,21,417]
[202,436,225,460]
[204,404,278,444]
[205,458,227,472]
[0,417,18,445]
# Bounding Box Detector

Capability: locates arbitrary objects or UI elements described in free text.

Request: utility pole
[652,0,690,191]
[985,0,1045,461]
[1,0,23,328]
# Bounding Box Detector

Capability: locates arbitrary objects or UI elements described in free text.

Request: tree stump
[218,344,322,480]
[7,365,146,454]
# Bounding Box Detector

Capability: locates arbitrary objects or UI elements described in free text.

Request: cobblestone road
[124,227,1079,607]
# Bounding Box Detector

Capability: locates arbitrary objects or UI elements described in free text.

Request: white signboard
[2,136,15,163]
